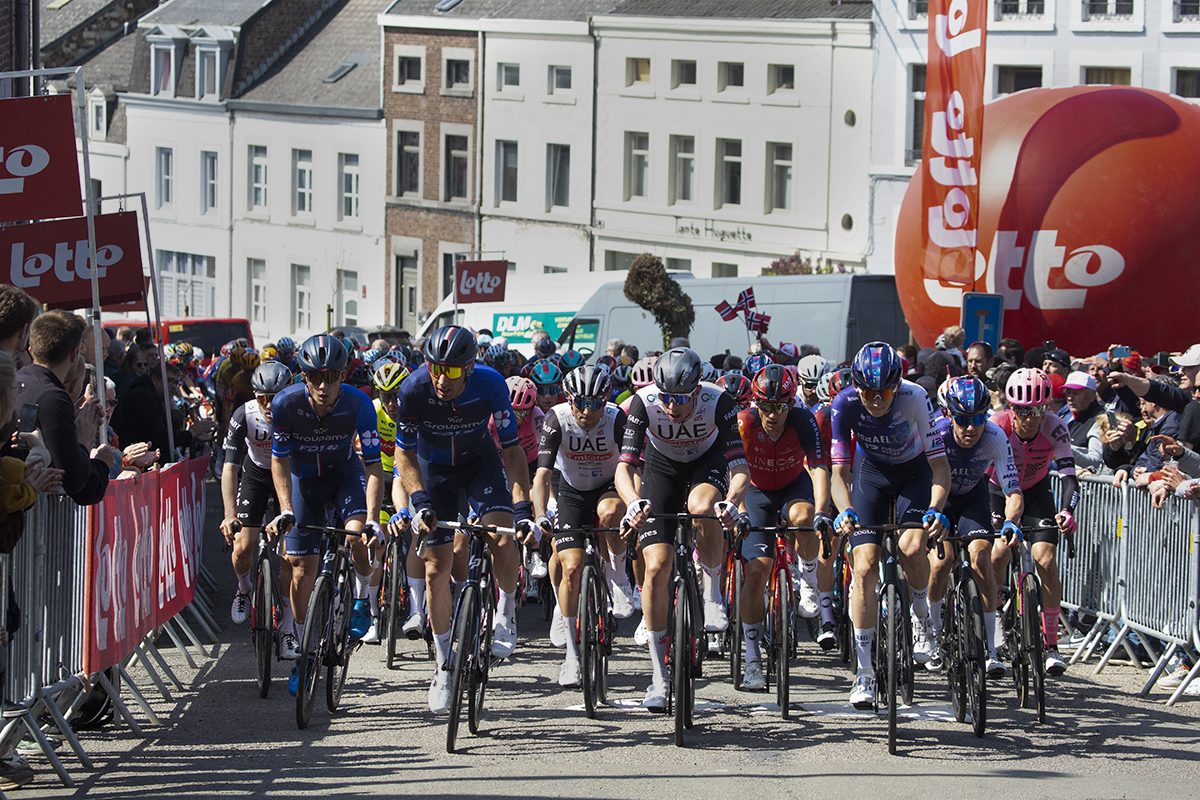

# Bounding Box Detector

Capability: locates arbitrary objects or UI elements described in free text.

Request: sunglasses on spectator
[380,392,399,404]
[536,384,560,396]
[428,363,467,380]
[304,369,342,386]
[571,395,606,411]
[1013,404,1047,418]
[758,401,789,416]
[953,412,987,428]
[661,392,694,406]
[858,387,894,402]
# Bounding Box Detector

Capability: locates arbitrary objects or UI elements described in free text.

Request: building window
[201,151,218,214]
[666,258,692,272]
[157,251,216,317]
[1082,0,1133,18]
[1175,0,1200,20]
[397,130,420,197]
[446,59,471,89]
[717,139,741,207]
[719,62,744,91]
[499,63,520,90]
[152,46,174,96]
[496,140,518,204]
[156,147,173,208]
[909,0,928,17]
[293,264,312,332]
[549,65,572,93]
[341,270,358,327]
[672,60,696,88]
[198,49,218,100]
[547,144,570,209]
[604,250,636,271]
[1176,68,1200,97]
[626,132,649,200]
[293,150,313,214]
[906,64,926,166]
[670,135,694,204]
[88,96,107,139]
[1084,67,1131,85]
[627,57,651,86]
[998,66,1043,95]
[442,253,456,299]
[769,143,792,211]
[249,258,267,323]
[770,64,795,94]
[445,135,469,201]
[250,145,268,209]
[394,48,424,93]
[998,0,1045,17]
[712,262,738,278]
[398,56,421,84]
[340,153,359,219]
[544,265,567,274]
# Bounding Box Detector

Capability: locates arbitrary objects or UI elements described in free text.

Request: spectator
[1064,371,1105,470]
[369,338,389,351]
[925,350,961,388]
[916,346,937,376]
[1048,373,1070,421]
[799,343,821,358]
[988,362,1016,407]
[997,337,1025,367]
[0,285,38,368]
[81,323,109,370]
[114,325,134,344]
[605,338,625,358]
[965,341,993,381]
[111,363,215,465]
[1097,410,1146,477]
[133,328,152,347]
[1108,352,1200,451]
[103,339,126,381]
[113,345,149,397]
[621,344,640,362]
[16,310,116,505]
[936,325,966,366]
[1043,349,1071,376]
[897,344,918,377]
[1023,347,1048,377]
[722,354,743,372]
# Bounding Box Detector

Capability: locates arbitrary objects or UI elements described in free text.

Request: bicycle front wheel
[965,577,987,737]
[728,555,743,688]
[673,577,695,747]
[580,565,602,718]
[1024,576,1046,723]
[253,556,274,699]
[468,587,494,735]
[885,582,900,755]
[327,574,354,713]
[948,583,967,723]
[296,576,331,730]
[384,538,406,670]
[775,569,791,719]
[446,585,480,753]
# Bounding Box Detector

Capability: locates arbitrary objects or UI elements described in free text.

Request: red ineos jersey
[738,406,826,491]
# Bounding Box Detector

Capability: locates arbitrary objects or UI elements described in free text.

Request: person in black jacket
[1109,359,1200,452]
[111,364,215,465]
[15,311,116,506]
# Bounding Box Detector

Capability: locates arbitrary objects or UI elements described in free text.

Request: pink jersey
[491,406,544,464]
[988,409,1076,490]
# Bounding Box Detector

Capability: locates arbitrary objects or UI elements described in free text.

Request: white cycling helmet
[797,354,829,386]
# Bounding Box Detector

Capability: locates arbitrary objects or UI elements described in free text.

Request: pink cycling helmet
[506,375,537,410]
[1006,367,1053,407]
[631,356,657,388]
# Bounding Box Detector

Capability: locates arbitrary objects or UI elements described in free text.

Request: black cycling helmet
[251,361,293,394]
[653,347,703,394]
[424,325,477,368]
[296,334,349,373]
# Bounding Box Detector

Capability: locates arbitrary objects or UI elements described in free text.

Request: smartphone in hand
[16,402,38,434]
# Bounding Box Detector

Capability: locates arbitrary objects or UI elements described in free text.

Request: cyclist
[264,335,385,696]
[735,364,832,690]
[717,372,752,411]
[531,365,630,687]
[927,375,1024,679]
[393,325,534,713]
[617,348,749,710]
[988,367,1078,677]
[493,376,543,479]
[796,354,829,410]
[275,336,297,373]
[813,366,852,648]
[529,360,565,414]
[219,361,296,653]
[831,341,950,709]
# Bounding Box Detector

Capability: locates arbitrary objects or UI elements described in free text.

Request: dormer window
[190,27,233,102]
[198,49,218,99]
[87,88,110,140]
[146,25,187,98]
[153,45,175,95]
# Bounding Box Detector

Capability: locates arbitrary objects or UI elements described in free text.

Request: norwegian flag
[715,300,738,321]
[746,311,771,334]
[733,287,756,313]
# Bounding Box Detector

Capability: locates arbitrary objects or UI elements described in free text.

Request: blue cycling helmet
[535,337,557,358]
[744,352,773,377]
[275,336,296,356]
[850,341,903,392]
[362,348,384,365]
[529,359,563,388]
[559,349,586,371]
[942,375,991,416]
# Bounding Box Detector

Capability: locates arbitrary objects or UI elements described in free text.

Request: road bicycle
[556,525,622,718]
[864,523,915,755]
[229,520,284,699]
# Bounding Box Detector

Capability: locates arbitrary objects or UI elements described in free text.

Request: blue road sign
[960,292,1004,353]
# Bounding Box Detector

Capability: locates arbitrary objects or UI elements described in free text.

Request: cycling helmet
[850,341,903,391]
[559,349,586,371]
[262,344,279,360]
[616,355,635,369]
[1006,367,1053,407]
[252,361,294,394]
[653,347,702,394]
[174,341,194,361]
[797,354,829,386]
[493,336,509,350]
[192,346,205,362]
[631,357,657,388]
[529,359,563,388]
[372,361,409,392]
[348,365,371,387]
[700,362,719,384]
[595,355,618,372]
[297,334,350,373]
[816,373,836,405]
[563,365,610,399]
[751,363,798,404]
[944,375,991,416]
[232,348,260,370]
[717,374,752,407]
[744,352,774,377]
[221,341,236,357]
[424,325,477,367]
[275,336,296,354]
[485,344,509,367]
[477,333,492,349]
[507,376,537,410]
[611,364,633,386]
[234,338,251,349]
[362,348,384,365]
[535,337,557,358]
[163,343,178,361]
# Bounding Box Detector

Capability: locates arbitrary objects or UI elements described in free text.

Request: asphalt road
[20,486,1200,799]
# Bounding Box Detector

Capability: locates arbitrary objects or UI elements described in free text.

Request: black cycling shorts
[945,480,992,541]
[990,472,1059,546]
[235,458,278,528]
[849,453,932,549]
[741,472,815,562]
[552,480,619,551]
[422,444,513,548]
[637,444,729,549]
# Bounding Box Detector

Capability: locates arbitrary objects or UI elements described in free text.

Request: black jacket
[110,374,192,464]
[16,364,109,506]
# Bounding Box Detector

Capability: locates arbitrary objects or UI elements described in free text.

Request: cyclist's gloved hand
[388,508,411,533]
[1055,510,1077,536]
[415,508,437,534]
[813,512,834,536]
[1001,520,1022,543]
[514,518,536,542]
[623,499,651,531]
[363,520,385,548]
[714,500,738,530]
[834,509,859,534]
[535,515,554,541]
[546,497,558,525]
[923,508,950,539]
[735,512,751,534]
[268,512,295,536]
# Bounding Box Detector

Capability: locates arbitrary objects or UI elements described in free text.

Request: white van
[558,274,908,364]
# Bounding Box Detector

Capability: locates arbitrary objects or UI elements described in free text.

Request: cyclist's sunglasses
[571,395,606,411]
[1013,404,1047,418]
[303,369,341,386]
[858,386,894,402]
[952,412,987,428]
[758,401,788,416]
[536,384,560,396]
[380,391,399,404]
[255,392,277,406]
[661,392,694,406]
[428,363,467,379]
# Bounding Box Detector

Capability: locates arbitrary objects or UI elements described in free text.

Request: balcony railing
[1174,0,1200,20]
[1081,0,1133,20]
[996,0,1046,19]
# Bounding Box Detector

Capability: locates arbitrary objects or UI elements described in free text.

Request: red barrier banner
[921,0,988,285]
[4,211,145,310]
[0,95,84,222]
[455,260,507,303]
[156,458,208,624]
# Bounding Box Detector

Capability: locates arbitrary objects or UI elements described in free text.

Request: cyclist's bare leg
[231,525,256,580]
[786,502,819,596]
[990,537,1013,601]
[689,485,725,572]
[557,547,584,617]
[423,542,455,641]
[482,510,518,594]
[740,556,775,624]
[640,542,674,632]
[928,541,952,604]
[849,544,880,629]
[898,525,931,615]
[288,553,320,630]
[970,539,997,612]
[1032,541,1061,607]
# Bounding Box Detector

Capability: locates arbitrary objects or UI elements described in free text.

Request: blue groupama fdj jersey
[270,382,381,478]
[395,363,519,467]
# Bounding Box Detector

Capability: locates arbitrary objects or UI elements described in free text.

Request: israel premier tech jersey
[935,415,1020,497]
[829,381,945,467]
[270,382,381,478]
[395,363,519,466]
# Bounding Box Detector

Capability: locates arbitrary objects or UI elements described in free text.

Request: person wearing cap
[1042,349,1071,376]
[1047,373,1071,422]
[1063,371,1105,469]
[1108,345,1200,451]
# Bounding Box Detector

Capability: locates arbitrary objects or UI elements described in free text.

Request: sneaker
[492,615,517,658]
[530,551,548,580]
[1184,677,1200,696]
[0,752,34,790]
[703,598,729,632]
[849,674,877,710]
[912,615,934,665]
[633,587,643,612]
[280,632,300,661]
[817,621,837,651]
[797,581,819,619]
[230,591,251,625]
[287,666,299,697]
[925,631,943,671]
[1045,647,1067,677]
[550,606,567,648]
[360,617,380,644]
[428,668,451,714]
[1158,662,1191,689]
[402,612,426,641]
[642,681,668,712]
[986,648,1008,679]
[17,734,61,755]
[611,581,635,620]
[742,658,767,691]
[634,616,650,647]
[349,599,372,640]
[559,658,581,688]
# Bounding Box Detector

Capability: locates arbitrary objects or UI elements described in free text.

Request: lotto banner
[84,455,210,674]
[920,0,987,285]
[0,94,84,222]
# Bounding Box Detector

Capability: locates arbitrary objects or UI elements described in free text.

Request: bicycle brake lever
[936,539,946,561]
[415,530,428,558]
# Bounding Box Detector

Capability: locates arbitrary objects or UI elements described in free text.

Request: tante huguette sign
[455,260,508,303]
[0,94,84,223]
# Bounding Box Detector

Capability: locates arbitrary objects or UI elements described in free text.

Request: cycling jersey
[830,381,944,467]
[491,406,544,465]
[374,398,397,474]
[538,403,626,491]
[988,409,1076,490]
[271,382,381,478]
[222,400,273,470]
[737,406,826,492]
[619,383,745,468]
[934,415,1020,497]
[396,364,518,467]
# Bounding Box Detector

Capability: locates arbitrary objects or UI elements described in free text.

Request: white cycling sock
[854,627,874,675]
[910,586,929,619]
[434,629,451,670]
[930,598,944,637]
[565,617,580,660]
[235,570,252,594]
[354,571,373,600]
[408,577,426,618]
[743,621,763,662]
[498,589,516,620]
[649,630,670,685]
[819,592,835,625]
[369,589,380,618]
[280,598,294,635]
[608,553,629,588]
[984,611,997,651]
[701,563,722,604]
[800,559,818,586]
